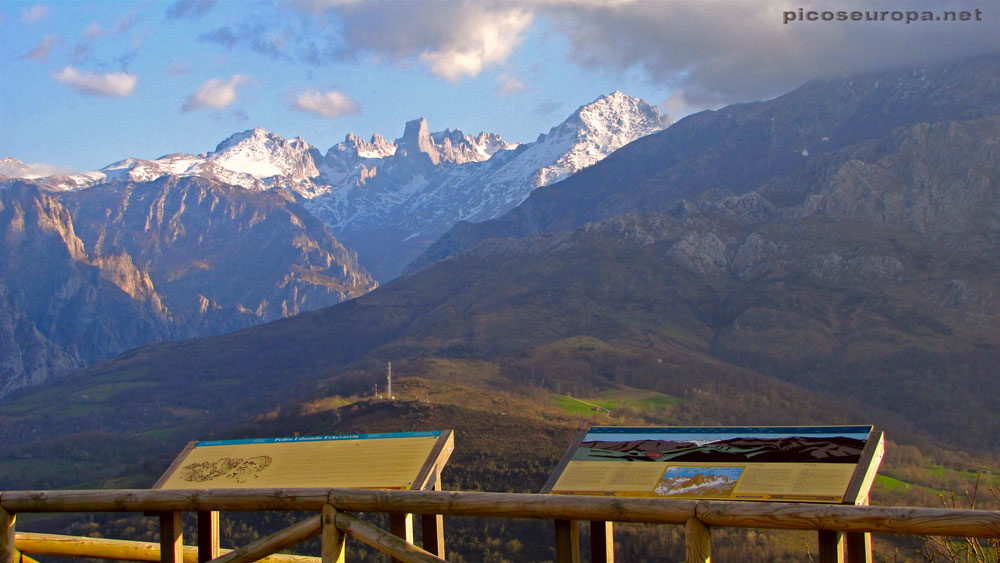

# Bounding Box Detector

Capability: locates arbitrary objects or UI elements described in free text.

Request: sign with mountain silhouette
[544,426,882,503]
[154,430,454,491]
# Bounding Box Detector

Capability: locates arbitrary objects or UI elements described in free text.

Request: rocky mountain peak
[343,133,397,159]
[208,127,319,181]
[397,118,440,165]
[568,91,668,138]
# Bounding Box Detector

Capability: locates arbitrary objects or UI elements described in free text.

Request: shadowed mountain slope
[0,176,376,395]
[412,53,1000,271]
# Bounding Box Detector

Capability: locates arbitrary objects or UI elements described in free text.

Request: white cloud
[497,73,527,96]
[20,4,49,24]
[292,88,359,118]
[302,1,533,81]
[52,66,137,97]
[23,34,60,61]
[182,75,252,111]
[297,0,1000,110]
[418,9,532,81]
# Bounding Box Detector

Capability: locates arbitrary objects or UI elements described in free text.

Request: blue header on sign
[197,430,442,447]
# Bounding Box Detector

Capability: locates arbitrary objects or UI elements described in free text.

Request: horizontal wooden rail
[696,500,1000,538]
[14,532,319,563]
[0,489,330,513]
[3,488,998,539]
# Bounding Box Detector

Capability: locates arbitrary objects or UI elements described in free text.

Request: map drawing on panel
[180,456,273,483]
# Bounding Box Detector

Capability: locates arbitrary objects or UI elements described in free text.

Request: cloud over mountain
[183,75,253,111]
[52,66,137,97]
[295,0,1000,111]
[292,88,359,118]
[545,0,1000,109]
[302,1,534,81]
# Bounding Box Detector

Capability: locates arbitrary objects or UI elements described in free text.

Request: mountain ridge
[6,91,667,280]
[410,54,1000,271]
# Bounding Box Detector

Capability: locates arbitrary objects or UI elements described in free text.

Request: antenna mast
[387,361,392,400]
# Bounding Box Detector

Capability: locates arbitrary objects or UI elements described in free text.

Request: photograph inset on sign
[181,456,273,483]
[655,466,743,498]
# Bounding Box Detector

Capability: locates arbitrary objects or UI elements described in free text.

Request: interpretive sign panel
[154,430,454,491]
[543,426,882,503]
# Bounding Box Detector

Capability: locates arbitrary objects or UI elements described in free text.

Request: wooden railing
[3,488,998,563]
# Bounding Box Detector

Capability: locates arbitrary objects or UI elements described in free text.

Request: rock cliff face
[0,177,377,396]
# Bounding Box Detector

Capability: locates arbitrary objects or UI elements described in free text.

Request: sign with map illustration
[154,430,454,491]
[543,426,883,503]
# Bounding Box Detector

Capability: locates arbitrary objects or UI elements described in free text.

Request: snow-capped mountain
[14,91,667,280]
[306,92,668,278]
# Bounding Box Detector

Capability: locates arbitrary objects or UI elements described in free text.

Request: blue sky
[2,0,998,173]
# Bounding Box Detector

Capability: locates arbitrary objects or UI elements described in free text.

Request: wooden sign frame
[152,430,455,562]
[542,425,884,563]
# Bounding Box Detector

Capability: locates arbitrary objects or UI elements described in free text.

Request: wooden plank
[818,530,845,563]
[412,430,455,491]
[326,489,697,525]
[321,505,345,563]
[540,430,588,494]
[844,430,884,505]
[4,488,999,538]
[590,520,613,563]
[160,512,184,563]
[154,442,198,489]
[334,510,445,563]
[685,518,710,563]
[694,499,1000,538]
[211,514,321,563]
[554,519,579,563]
[845,495,872,563]
[1,506,13,563]
[845,530,871,563]
[14,532,318,563]
[389,513,414,563]
[1,489,331,513]
[197,511,220,562]
[420,473,445,558]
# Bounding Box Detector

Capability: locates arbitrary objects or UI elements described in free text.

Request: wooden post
[420,474,445,558]
[197,511,219,562]
[554,519,579,563]
[590,520,613,563]
[389,513,414,563]
[685,518,710,563]
[818,530,845,563]
[322,505,345,563]
[845,495,872,563]
[159,512,183,563]
[2,506,14,563]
